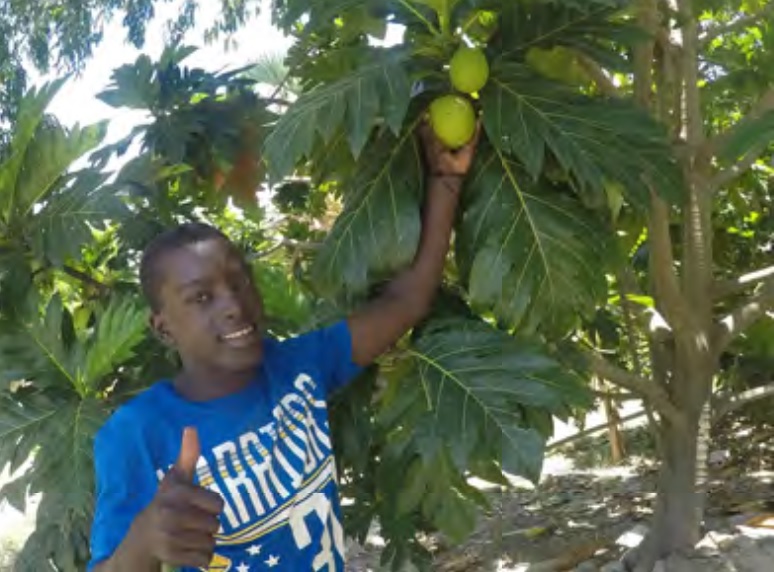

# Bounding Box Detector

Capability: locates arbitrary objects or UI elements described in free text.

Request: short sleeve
[292,320,363,396]
[88,419,156,570]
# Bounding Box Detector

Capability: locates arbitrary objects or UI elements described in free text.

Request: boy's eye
[193,292,211,304]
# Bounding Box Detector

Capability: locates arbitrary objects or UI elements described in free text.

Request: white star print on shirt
[246,544,262,556]
[236,563,250,572]
[265,555,280,568]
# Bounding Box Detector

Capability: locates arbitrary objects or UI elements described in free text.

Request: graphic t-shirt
[88,321,362,572]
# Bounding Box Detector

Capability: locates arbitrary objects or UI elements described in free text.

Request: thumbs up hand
[140,427,224,569]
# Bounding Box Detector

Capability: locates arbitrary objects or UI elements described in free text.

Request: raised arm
[348,123,480,366]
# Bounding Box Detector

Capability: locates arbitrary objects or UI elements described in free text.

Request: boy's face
[151,238,265,379]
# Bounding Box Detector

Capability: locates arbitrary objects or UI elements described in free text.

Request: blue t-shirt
[89,321,362,572]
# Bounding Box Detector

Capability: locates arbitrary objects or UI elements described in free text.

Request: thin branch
[61,265,109,294]
[700,7,774,48]
[591,389,638,401]
[713,280,774,354]
[249,238,320,260]
[705,88,774,190]
[576,55,620,98]
[714,381,774,420]
[548,410,649,451]
[584,351,683,426]
[714,265,774,299]
[711,150,766,190]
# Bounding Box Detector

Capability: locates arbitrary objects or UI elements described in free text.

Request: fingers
[161,543,214,569]
[161,480,225,515]
[174,427,200,482]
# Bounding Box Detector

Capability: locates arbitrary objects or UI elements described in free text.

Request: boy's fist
[140,427,224,569]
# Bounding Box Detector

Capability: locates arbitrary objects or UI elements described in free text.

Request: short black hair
[140,222,232,312]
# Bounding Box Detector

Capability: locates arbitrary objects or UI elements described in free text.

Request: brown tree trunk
[627,409,702,572]
[603,392,626,464]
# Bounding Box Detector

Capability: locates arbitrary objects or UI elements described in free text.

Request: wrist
[127,510,161,568]
[428,174,464,193]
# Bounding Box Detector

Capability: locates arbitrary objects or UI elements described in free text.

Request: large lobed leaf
[0,392,57,477]
[400,316,590,481]
[8,398,107,572]
[263,49,412,180]
[311,127,424,300]
[481,62,683,209]
[12,119,107,219]
[79,297,148,391]
[28,169,129,266]
[0,297,77,391]
[495,0,641,71]
[0,79,67,223]
[366,314,590,548]
[457,146,611,334]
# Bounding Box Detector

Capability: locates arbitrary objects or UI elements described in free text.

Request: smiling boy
[88,125,479,572]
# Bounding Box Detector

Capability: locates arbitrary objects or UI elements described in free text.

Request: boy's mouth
[220,325,256,342]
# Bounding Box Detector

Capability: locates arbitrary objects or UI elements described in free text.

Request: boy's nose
[219,292,245,321]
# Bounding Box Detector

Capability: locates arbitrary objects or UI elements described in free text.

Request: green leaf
[0,79,67,222]
[0,297,77,390]
[80,297,147,390]
[481,63,683,208]
[401,316,590,482]
[97,54,158,110]
[457,147,610,333]
[13,120,107,218]
[497,0,642,72]
[28,169,129,266]
[0,392,57,474]
[13,398,107,572]
[311,127,423,300]
[263,50,412,179]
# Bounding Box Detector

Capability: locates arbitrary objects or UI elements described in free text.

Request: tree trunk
[627,412,701,572]
[603,392,626,463]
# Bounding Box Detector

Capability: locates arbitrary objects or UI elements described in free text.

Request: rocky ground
[3,412,774,571]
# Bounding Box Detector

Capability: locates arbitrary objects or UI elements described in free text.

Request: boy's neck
[173,367,255,402]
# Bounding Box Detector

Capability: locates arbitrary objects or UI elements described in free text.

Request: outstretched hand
[419,120,482,178]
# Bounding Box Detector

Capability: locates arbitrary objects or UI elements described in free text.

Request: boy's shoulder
[96,382,169,443]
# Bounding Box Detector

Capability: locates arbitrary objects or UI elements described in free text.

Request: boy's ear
[150,313,175,347]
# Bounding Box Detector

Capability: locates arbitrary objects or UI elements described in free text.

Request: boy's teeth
[223,327,252,340]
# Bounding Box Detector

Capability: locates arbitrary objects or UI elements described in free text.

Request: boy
[88,124,479,572]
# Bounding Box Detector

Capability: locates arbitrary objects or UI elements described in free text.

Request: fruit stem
[439,0,452,37]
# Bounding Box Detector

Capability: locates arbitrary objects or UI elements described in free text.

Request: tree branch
[711,149,766,190]
[62,265,109,295]
[714,265,774,299]
[714,381,774,420]
[576,54,620,97]
[699,7,774,48]
[706,88,774,189]
[713,280,774,354]
[249,238,320,260]
[584,351,683,426]
[649,194,688,332]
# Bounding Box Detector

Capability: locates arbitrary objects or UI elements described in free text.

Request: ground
[3,409,774,571]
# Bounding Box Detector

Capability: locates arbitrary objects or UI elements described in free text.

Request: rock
[574,561,598,572]
[651,561,666,572]
[708,450,730,468]
[599,562,625,572]
[615,524,650,549]
[696,531,736,553]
